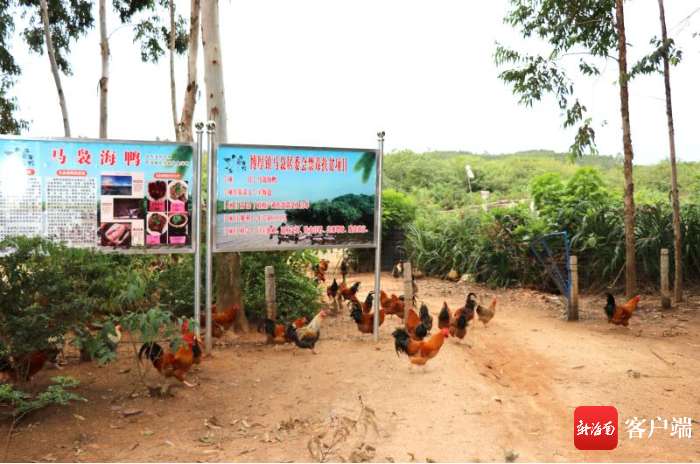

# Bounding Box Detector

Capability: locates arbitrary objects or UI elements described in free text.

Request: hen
[339,282,361,302]
[406,309,428,341]
[349,291,374,314]
[392,327,450,370]
[454,293,477,323]
[0,351,48,383]
[449,308,468,343]
[200,302,239,338]
[340,260,349,282]
[350,301,386,336]
[286,310,327,355]
[138,321,204,391]
[258,316,307,344]
[419,302,433,332]
[476,298,498,327]
[604,294,641,327]
[438,302,452,329]
[379,290,405,319]
[326,279,340,301]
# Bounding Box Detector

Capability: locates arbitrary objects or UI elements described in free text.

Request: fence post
[568,255,579,321]
[403,261,413,326]
[265,266,276,320]
[661,248,671,309]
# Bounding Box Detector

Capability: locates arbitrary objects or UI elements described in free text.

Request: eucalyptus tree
[0,1,27,134]
[495,0,639,298]
[201,0,248,332]
[20,0,94,136]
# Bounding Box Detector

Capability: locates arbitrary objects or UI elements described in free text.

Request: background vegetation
[384,149,700,291]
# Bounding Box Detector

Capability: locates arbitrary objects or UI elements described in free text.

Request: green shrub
[241,251,321,323]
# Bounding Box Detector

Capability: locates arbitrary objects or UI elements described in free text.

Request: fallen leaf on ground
[140,430,154,435]
[73,414,86,421]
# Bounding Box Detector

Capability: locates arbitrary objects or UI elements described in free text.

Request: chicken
[314,269,326,284]
[476,298,498,327]
[438,302,452,329]
[392,327,450,370]
[419,302,433,332]
[350,301,386,336]
[138,322,203,390]
[340,260,348,282]
[258,316,307,344]
[339,282,361,302]
[326,279,340,301]
[604,294,641,327]
[200,302,239,338]
[349,291,374,314]
[285,310,327,354]
[0,352,11,381]
[181,321,205,365]
[379,290,405,319]
[406,309,428,341]
[449,307,468,342]
[392,261,404,279]
[312,261,328,284]
[0,351,48,383]
[454,293,477,323]
[318,259,329,273]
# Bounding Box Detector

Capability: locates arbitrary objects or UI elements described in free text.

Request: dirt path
[3,272,700,463]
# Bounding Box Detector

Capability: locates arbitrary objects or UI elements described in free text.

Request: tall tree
[628,3,687,302]
[168,0,177,135]
[614,0,637,299]
[657,0,682,303]
[125,0,187,138]
[0,1,28,134]
[99,0,109,138]
[21,0,94,137]
[495,0,639,298]
[201,0,248,332]
[177,0,200,142]
[659,0,683,302]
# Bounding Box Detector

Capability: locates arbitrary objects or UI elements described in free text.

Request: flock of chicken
[0,258,644,388]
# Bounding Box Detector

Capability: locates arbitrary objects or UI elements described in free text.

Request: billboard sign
[214,144,378,252]
[0,137,196,253]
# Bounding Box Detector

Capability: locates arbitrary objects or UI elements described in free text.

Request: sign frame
[211,143,379,253]
[0,134,199,255]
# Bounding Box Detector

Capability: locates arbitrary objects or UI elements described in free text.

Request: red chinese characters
[52,148,66,165]
[574,406,618,450]
[125,150,141,167]
[100,150,116,166]
[248,154,348,172]
[77,149,92,165]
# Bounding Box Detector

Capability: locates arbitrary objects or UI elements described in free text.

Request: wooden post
[568,255,579,321]
[661,248,671,309]
[403,261,413,326]
[265,266,276,320]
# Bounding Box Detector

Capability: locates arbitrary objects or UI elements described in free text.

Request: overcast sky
[11,0,700,165]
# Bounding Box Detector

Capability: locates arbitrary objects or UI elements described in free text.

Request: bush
[0,237,115,382]
[241,251,321,323]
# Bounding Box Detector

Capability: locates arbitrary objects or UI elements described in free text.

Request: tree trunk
[39,0,70,137]
[169,0,178,137]
[99,0,109,138]
[178,0,200,143]
[615,0,637,299]
[201,0,248,333]
[658,0,682,303]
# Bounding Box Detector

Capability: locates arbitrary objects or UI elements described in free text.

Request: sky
[9,0,700,165]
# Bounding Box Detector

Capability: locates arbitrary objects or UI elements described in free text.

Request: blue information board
[0,137,196,252]
[214,144,377,252]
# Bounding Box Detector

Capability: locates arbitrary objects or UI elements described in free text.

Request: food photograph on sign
[0,138,195,252]
[215,146,377,252]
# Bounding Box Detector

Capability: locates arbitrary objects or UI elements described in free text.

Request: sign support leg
[373,131,385,344]
[205,121,216,352]
[194,123,204,338]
